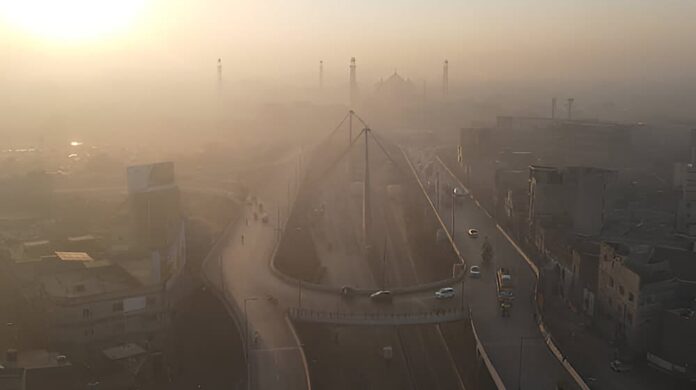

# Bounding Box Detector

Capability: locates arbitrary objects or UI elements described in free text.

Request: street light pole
[518,336,541,389]
[298,280,302,308]
[244,297,258,390]
[451,191,455,236]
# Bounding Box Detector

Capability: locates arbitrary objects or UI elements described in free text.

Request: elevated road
[201,142,472,389]
[406,147,584,390]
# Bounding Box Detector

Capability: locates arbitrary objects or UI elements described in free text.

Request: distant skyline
[1,0,696,86]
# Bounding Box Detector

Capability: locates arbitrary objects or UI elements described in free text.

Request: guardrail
[288,306,468,326]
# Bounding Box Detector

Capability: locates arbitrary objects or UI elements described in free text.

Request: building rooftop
[40,260,141,299]
[102,343,146,361]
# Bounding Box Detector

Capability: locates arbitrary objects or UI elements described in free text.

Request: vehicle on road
[469,265,481,278]
[496,267,514,303]
[453,187,467,197]
[435,287,455,299]
[609,360,632,373]
[341,286,355,298]
[467,228,479,238]
[369,290,393,303]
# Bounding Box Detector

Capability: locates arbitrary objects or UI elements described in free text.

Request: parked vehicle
[435,287,455,299]
[468,228,479,238]
[453,187,467,197]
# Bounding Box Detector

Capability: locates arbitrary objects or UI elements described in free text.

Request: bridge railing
[288,306,468,325]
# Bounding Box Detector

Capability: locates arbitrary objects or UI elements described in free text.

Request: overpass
[201,112,475,390]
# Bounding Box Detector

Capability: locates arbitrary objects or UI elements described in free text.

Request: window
[112,302,124,312]
[619,286,625,296]
[82,308,91,319]
[628,293,634,302]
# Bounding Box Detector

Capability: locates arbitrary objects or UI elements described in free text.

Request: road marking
[436,324,468,390]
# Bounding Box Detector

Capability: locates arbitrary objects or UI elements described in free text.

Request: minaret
[319,60,324,89]
[567,98,575,120]
[442,59,449,97]
[217,58,222,85]
[349,57,357,107]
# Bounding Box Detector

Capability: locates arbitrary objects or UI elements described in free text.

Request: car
[609,360,632,373]
[453,187,467,197]
[340,286,355,298]
[369,290,393,303]
[469,265,481,278]
[467,229,479,238]
[435,287,455,299]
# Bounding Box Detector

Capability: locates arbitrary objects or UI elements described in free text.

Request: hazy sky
[2,0,696,86]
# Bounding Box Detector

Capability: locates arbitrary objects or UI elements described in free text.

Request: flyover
[405,147,587,390]
[201,113,474,390]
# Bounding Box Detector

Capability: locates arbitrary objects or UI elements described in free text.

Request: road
[407,148,580,390]
[202,146,469,389]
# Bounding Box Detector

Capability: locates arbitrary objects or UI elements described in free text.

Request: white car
[453,187,467,197]
[468,229,479,238]
[469,265,481,278]
[370,290,393,303]
[435,287,455,299]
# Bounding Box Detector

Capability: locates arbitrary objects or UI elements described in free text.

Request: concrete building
[597,242,680,352]
[528,165,617,236]
[3,162,188,364]
[0,349,77,390]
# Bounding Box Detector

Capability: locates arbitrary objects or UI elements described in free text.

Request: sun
[0,0,146,41]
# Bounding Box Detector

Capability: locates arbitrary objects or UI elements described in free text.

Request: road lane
[406,148,579,390]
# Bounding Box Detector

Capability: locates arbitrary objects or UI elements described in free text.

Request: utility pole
[298,279,303,308]
[348,110,354,146]
[363,128,371,247]
[436,171,441,210]
[244,297,258,390]
[451,191,455,236]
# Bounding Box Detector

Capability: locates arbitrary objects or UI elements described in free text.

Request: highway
[407,148,581,390]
